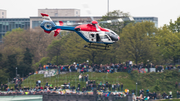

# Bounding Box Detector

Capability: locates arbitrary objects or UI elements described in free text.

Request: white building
[0,9,7,18]
[38,9,80,17]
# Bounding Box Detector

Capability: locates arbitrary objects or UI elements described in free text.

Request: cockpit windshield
[105,32,111,35]
[104,28,118,36]
[111,32,116,35]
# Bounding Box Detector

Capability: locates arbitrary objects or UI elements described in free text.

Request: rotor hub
[92,20,98,25]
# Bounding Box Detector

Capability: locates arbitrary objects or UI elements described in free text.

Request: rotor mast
[107,0,109,16]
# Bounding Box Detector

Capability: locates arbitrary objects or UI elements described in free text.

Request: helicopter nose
[109,35,119,41]
[118,36,120,41]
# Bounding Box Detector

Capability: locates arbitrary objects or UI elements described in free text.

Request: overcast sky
[1,0,180,27]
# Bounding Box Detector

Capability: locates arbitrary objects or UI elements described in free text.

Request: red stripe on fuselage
[75,24,109,32]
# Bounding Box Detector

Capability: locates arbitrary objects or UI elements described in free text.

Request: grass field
[18,72,137,91]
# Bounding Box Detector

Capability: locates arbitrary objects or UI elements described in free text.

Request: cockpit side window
[91,34,94,37]
[100,34,110,41]
[111,32,115,35]
[104,35,108,39]
[105,35,110,41]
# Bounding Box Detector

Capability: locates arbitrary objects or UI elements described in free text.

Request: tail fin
[40,13,64,37]
[41,13,52,21]
[40,13,55,34]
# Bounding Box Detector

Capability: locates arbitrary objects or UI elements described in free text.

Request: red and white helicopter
[40,13,134,50]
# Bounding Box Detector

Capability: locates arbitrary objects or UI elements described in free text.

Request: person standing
[176,82,178,88]
[100,81,102,86]
[82,75,84,81]
[78,83,80,90]
[114,84,116,91]
[87,74,89,81]
[79,74,82,82]
[38,80,41,87]
[177,91,179,98]
[45,81,48,86]
[68,82,70,89]
[121,83,123,91]
[146,89,149,97]
[4,84,8,91]
[153,91,157,100]
[117,83,120,91]
[109,83,111,91]
[112,84,114,91]
[58,65,61,74]
[1,84,3,91]
[36,80,38,87]
[169,91,172,98]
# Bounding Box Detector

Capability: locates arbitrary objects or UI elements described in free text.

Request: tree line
[0,10,180,82]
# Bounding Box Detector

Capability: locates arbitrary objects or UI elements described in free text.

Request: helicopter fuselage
[40,20,119,45]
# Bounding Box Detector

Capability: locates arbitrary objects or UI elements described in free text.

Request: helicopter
[40,13,134,50]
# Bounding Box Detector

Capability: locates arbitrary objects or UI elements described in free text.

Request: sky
[1,0,180,27]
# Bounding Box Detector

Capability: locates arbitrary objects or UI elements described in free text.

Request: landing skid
[84,43,110,50]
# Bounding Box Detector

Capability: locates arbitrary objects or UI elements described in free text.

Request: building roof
[38,8,80,10]
[133,17,158,18]
[30,16,102,18]
[0,9,6,11]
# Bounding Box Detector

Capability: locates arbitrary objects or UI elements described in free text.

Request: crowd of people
[1,76,180,101]
[135,89,180,100]
[78,74,124,92]
[0,61,180,101]
[0,80,127,99]
[1,80,180,100]
[38,61,180,74]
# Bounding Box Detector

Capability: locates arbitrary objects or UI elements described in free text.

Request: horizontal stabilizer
[54,29,61,37]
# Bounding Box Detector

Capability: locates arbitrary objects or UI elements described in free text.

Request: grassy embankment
[20,72,136,90]
[9,69,180,98]
[131,69,180,98]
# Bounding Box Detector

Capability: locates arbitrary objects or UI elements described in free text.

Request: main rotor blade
[82,4,94,22]
[66,23,83,27]
[90,16,94,21]
[95,24,100,32]
[99,17,134,24]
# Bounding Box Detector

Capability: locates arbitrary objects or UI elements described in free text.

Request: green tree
[17,62,34,78]
[169,17,180,33]
[6,54,17,78]
[4,28,24,37]
[33,57,50,68]
[155,25,180,64]
[0,69,9,84]
[23,48,33,66]
[47,39,65,65]
[119,21,158,64]
[18,48,34,77]
[2,28,55,66]
[0,53,2,62]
